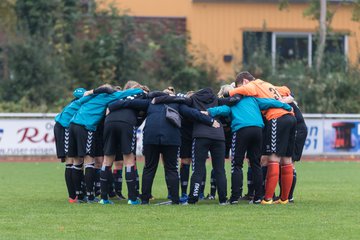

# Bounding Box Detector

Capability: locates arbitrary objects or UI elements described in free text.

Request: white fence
[1,113,360,156]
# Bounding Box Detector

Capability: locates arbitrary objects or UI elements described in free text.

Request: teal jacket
[70,88,143,131]
[55,96,94,128]
[207,96,292,132]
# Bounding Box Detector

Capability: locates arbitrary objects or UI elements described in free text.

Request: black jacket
[108,97,214,146]
[105,93,145,126]
[153,88,240,141]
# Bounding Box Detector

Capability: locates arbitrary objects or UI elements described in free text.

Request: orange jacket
[229,79,293,120]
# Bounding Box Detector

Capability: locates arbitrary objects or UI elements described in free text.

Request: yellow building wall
[99,1,360,79]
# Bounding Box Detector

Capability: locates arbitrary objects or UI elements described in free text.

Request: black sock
[113,168,123,196]
[247,167,254,196]
[180,163,190,195]
[100,166,112,200]
[210,168,216,196]
[72,163,84,200]
[135,165,140,196]
[288,169,297,200]
[84,163,95,201]
[65,164,76,199]
[95,168,101,197]
[125,166,138,201]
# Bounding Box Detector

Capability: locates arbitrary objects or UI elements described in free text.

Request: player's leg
[277,114,297,204]
[246,127,263,203]
[289,123,307,202]
[113,157,125,199]
[188,138,209,204]
[68,123,86,202]
[141,144,161,204]
[207,168,217,200]
[209,139,227,204]
[262,118,281,204]
[230,129,247,204]
[162,145,181,204]
[180,157,191,200]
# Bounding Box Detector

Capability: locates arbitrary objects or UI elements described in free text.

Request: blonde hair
[217,84,234,98]
[124,80,141,90]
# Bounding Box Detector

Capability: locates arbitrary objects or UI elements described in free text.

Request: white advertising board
[0,119,56,156]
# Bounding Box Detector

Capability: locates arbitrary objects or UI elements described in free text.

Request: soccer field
[0,161,359,240]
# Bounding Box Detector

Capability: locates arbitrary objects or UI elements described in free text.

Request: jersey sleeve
[229,83,257,97]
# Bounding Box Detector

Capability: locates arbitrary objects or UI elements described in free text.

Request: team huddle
[54,71,308,205]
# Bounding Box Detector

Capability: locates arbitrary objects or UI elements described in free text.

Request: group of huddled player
[54,71,307,205]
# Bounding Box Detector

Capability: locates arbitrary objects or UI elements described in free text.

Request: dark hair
[235,71,255,86]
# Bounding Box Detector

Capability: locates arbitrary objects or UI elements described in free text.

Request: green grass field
[0,161,360,240]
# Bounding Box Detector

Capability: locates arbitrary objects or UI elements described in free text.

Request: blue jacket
[55,96,93,128]
[207,97,292,132]
[70,88,143,131]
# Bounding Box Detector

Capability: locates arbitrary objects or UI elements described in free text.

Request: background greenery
[0,0,359,113]
[0,161,359,239]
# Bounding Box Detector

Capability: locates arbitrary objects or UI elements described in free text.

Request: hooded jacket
[190,88,225,141]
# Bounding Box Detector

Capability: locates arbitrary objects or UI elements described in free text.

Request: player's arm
[218,95,242,106]
[229,84,257,97]
[108,99,149,112]
[179,104,215,127]
[256,98,292,111]
[207,105,231,118]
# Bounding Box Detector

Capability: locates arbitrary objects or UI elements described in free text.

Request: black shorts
[94,122,104,157]
[293,122,308,161]
[263,114,296,157]
[103,121,137,156]
[68,123,95,158]
[180,138,192,159]
[54,122,69,159]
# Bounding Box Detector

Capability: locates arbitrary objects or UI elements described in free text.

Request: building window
[242,31,272,65]
[243,31,347,69]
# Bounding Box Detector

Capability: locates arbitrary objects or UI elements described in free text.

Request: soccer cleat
[229,196,239,204]
[68,197,77,204]
[77,197,87,204]
[205,194,215,200]
[180,193,188,203]
[274,199,289,204]
[149,195,155,201]
[155,200,173,206]
[108,191,116,198]
[249,199,262,204]
[289,198,294,203]
[243,194,254,201]
[87,197,100,204]
[128,199,141,205]
[260,199,273,205]
[116,193,126,200]
[219,201,229,206]
[99,199,114,205]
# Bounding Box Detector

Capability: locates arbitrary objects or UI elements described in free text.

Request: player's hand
[201,111,208,115]
[106,108,110,116]
[84,90,94,96]
[212,120,220,128]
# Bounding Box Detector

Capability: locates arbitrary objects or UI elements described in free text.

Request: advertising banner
[323,120,360,154]
[1,116,360,156]
[302,119,323,155]
[0,119,55,156]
